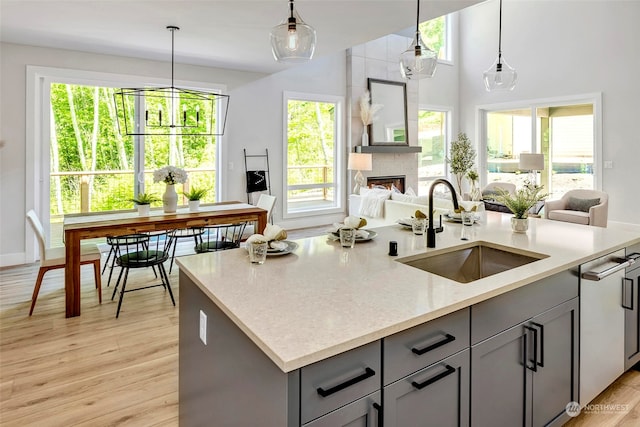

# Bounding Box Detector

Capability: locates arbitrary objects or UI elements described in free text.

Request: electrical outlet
[199,310,207,345]
[604,160,613,169]
[229,161,234,170]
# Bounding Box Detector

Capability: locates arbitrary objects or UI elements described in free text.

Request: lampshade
[348,153,372,171]
[482,0,517,92]
[519,153,544,171]
[270,0,316,63]
[399,0,437,80]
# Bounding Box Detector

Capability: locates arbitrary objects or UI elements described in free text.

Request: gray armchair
[545,189,608,227]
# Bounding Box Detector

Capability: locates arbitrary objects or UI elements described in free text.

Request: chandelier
[114,26,230,136]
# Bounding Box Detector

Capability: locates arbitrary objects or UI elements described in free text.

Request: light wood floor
[1,225,639,426]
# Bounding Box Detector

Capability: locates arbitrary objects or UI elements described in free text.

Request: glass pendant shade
[270,1,316,63]
[399,32,437,80]
[483,55,517,91]
[483,0,517,92]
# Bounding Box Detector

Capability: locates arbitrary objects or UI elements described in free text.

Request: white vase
[511,217,529,233]
[163,184,178,213]
[137,204,150,216]
[188,200,200,212]
[362,129,369,146]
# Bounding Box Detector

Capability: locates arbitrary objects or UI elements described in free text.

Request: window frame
[281,91,344,219]
[417,104,453,194]
[26,65,227,253]
[476,93,603,192]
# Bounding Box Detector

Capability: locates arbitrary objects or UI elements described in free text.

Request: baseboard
[0,252,27,268]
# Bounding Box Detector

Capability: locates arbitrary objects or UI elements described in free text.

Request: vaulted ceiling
[1,0,484,74]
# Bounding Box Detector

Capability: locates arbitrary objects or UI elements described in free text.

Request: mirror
[367,78,408,145]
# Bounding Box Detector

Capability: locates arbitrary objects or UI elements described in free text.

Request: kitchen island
[177,212,640,426]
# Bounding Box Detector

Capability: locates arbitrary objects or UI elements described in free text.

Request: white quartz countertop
[177,212,640,372]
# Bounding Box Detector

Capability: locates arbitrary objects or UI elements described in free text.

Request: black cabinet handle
[372,402,383,426]
[411,333,456,355]
[530,322,544,367]
[316,367,375,397]
[524,325,538,372]
[411,364,456,390]
[623,278,634,310]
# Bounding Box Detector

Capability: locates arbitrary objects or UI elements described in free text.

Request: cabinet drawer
[383,308,469,385]
[300,341,381,425]
[471,269,578,344]
[384,349,470,427]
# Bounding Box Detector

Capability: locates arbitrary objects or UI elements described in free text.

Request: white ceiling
[1,0,484,74]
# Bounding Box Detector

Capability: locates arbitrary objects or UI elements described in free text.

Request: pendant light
[399,0,437,80]
[114,26,230,136]
[483,0,517,91]
[270,0,316,63]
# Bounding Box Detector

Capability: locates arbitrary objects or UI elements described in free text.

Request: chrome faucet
[427,178,460,248]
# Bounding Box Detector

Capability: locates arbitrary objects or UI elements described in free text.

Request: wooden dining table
[63,201,267,318]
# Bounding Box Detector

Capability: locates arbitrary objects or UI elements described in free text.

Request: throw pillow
[566,197,600,212]
[405,187,417,197]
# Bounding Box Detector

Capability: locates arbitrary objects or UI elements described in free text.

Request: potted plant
[467,169,481,201]
[183,187,208,212]
[446,132,476,195]
[495,184,548,233]
[130,193,160,216]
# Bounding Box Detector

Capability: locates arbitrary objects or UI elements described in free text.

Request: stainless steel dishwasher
[580,250,636,405]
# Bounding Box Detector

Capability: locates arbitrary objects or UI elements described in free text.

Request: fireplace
[366,175,406,193]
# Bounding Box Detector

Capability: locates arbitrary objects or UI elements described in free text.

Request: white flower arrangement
[359,90,383,126]
[153,166,188,185]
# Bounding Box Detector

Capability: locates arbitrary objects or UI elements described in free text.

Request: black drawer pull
[411,364,456,390]
[411,333,456,355]
[316,367,375,397]
[373,402,383,426]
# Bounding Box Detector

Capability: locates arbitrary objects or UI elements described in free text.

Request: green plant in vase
[130,192,159,216]
[495,185,547,233]
[183,187,208,211]
[183,187,208,201]
[130,193,160,205]
[467,169,480,201]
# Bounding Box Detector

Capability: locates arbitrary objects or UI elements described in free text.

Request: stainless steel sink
[397,242,548,283]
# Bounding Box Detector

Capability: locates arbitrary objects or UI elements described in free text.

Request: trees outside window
[284,93,343,216]
[418,108,450,195]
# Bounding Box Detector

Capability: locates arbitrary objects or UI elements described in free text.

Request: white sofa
[348,194,456,228]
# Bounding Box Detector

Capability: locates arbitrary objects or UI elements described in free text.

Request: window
[417,107,451,195]
[29,67,226,247]
[420,14,451,62]
[481,96,600,198]
[284,92,343,217]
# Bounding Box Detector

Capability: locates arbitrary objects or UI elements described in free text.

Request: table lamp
[348,153,372,194]
[519,153,544,185]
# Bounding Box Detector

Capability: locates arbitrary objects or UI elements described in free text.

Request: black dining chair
[110,230,175,318]
[103,234,159,287]
[193,223,248,253]
[167,227,206,273]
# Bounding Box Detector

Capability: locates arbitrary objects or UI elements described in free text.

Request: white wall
[458,0,640,224]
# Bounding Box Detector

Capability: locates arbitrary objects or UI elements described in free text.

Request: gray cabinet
[384,349,469,427]
[471,298,578,427]
[303,391,381,427]
[300,340,380,425]
[624,245,640,370]
[382,308,470,427]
